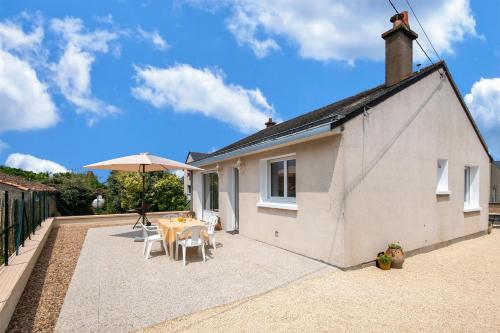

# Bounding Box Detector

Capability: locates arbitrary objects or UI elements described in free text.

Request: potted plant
[377,253,392,270]
[386,243,405,269]
[488,221,493,234]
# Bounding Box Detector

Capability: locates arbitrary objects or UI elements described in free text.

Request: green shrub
[44,173,98,216]
[377,253,392,265]
[0,166,49,181]
[388,243,402,250]
[1,165,188,216]
[104,171,188,214]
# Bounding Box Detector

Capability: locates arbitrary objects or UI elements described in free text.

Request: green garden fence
[0,190,50,265]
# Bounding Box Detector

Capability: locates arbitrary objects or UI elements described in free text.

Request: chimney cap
[265,117,276,128]
[382,11,418,40]
[390,12,409,27]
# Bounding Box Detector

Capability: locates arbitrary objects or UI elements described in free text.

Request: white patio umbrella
[84,152,203,228]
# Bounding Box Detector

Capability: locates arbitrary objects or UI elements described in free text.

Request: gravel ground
[7,224,112,333]
[137,229,500,333]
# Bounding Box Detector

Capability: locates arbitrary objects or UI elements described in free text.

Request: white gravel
[137,229,500,333]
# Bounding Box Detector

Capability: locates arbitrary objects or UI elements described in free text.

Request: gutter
[191,120,342,167]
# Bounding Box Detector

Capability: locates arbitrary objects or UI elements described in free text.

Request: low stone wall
[0,218,54,333]
[54,211,189,227]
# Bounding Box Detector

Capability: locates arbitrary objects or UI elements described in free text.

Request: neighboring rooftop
[0,172,57,192]
[186,151,210,163]
[493,161,500,169]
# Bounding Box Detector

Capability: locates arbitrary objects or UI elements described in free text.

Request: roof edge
[191,60,491,165]
[330,61,491,161]
[191,122,338,167]
[439,62,492,162]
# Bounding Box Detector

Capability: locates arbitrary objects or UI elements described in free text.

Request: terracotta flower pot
[386,246,405,269]
[215,221,222,231]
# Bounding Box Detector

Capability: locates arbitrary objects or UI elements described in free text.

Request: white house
[186,12,491,269]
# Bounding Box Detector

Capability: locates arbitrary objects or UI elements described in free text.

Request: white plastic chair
[207,216,218,251]
[175,225,207,266]
[142,221,168,259]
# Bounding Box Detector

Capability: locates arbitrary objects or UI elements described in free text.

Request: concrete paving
[55,225,335,333]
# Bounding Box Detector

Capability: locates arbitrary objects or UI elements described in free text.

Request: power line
[388,0,399,13]
[387,0,435,65]
[415,37,434,65]
[405,0,441,61]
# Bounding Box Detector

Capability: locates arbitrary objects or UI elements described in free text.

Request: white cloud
[51,17,120,125]
[138,28,169,50]
[95,14,114,25]
[5,153,68,174]
[465,78,500,157]
[0,50,59,132]
[132,64,274,133]
[0,15,57,133]
[226,7,279,58]
[465,78,500,128]
[51,17,117,52]
[190,0,477,63]
[0,19,43,53]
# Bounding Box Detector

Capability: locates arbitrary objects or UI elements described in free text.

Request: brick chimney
[265,118,276,128]
[381,11,418,86]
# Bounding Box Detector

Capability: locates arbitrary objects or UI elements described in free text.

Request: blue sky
[1,0,500,177]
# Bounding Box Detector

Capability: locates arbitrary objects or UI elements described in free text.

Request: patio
[55,224,335,332]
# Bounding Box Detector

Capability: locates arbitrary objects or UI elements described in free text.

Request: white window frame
[436,159,450,195]
[464,165,481,212]
[464,166,471,205]
[267,157,296,202]
[258,153,298,210]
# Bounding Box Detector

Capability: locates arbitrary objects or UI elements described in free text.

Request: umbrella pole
[142,164,151,226]
[133,164,150,229]
[141,165,146,225]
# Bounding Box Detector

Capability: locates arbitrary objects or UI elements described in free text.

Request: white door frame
[224,168,239,231]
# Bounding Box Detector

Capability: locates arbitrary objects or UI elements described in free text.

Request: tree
[45,173,98,216]
[116,172,143,211]
[0,165,188,215]
[104,171,188,213]
[105,170,126,213]
[0,166,49,181]
[148,173,188,211]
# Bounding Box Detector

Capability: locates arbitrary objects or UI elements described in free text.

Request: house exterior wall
[192,135,346,266]
[191,69,489,269]
[491,163,500,203]
[340,70,490,267]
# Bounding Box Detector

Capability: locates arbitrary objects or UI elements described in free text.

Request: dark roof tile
[192,61,490,164]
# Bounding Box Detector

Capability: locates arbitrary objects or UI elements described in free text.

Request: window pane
[203,173,219,211]
[210,173,219,211]
[270,161,284,197]
[287,159,296,197]
[464,167,470,204]
[203,174,210,209]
